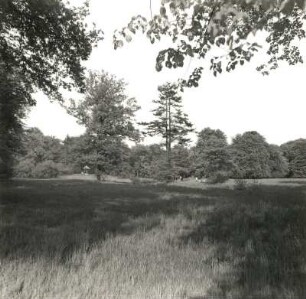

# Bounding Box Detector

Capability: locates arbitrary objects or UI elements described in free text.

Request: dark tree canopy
[0,0,102,100]
[194,128,232,181]
[0,70,29,177]
[281,139,306,177]
[196,128,228,150]
[171,144,192,178]
[230,131,271,179]
[13,128,67,178]
[0,0,102,178]
[268,144,289,178]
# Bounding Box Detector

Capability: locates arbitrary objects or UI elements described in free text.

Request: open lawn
[0,179,306,298]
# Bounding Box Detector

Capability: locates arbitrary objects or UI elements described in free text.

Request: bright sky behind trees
[25,0,306,145]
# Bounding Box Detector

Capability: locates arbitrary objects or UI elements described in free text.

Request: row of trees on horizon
[13,126,306,182]
[7,70,306,182]
[2,0,306,180]
[2,70,306,182]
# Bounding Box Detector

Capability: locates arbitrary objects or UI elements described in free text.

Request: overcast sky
[25,0,306,146]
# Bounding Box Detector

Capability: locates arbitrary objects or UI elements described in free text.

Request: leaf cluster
[0,0,103,101]
[114,0,306,86]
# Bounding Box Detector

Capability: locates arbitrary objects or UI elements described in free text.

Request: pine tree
[141,82,194,178]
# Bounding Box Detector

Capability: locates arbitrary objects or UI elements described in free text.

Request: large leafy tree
[129,145,153,178]
[0,0,101,98]
[69,71,140,177]
[0,71,30,178]
[0,0,102,178]
[141,82,194,167]
[230,131,271,179]
[114,0,306,86]
[268,144,289,178]
[194,128,232,181]
[129,144,169,179]
[62,134,95,173]
[14,127,66,178]
[281,139,306,177]
[20,128,63,164]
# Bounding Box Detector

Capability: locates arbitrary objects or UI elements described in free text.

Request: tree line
[13,126,306,182]
[11,70,306,182]
[2,0,306,180]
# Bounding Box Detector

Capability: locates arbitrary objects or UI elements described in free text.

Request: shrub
[56,163,74,175]
[14,159,36,178]
[157,169,175,182]
[206,171,230,184]
[14,160,71,178]
[32,161,60,178]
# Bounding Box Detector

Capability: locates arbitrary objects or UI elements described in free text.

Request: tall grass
[0,180,306,298]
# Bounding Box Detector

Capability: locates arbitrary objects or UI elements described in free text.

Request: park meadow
[1,177,306,299]
[2,0,306,298]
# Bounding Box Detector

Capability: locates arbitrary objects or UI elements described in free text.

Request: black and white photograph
[1,0,306,298]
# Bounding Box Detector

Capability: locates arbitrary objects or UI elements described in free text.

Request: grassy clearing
[0,179,306,298]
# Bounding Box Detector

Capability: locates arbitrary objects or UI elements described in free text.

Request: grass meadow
[0,178,306,298]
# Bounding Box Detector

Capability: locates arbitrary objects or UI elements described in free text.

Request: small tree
[141,82,194,175]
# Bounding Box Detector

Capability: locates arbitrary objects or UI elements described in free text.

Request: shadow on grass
[0,179,215,263]
[1,180,306,298]
[280,180,306,185]
[180,186,306,299]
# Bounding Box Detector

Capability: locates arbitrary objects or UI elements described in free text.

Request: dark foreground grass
[0,179,306,298]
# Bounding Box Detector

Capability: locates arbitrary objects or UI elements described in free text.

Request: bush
[32,161,60,178]
[56,163,74,175]
[14,160,71,179]
[158,169,175,182]
[206,171,230,184]
[14,159,36,178]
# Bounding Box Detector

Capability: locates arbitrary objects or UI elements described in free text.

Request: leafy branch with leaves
[114,0,306,87]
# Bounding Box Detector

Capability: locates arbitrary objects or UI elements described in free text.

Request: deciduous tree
[194,128,232,182]
[14,127,68,178]
[69,71,140,178]
[268,144,289,178]
[281,139,306,177]
[0,0,102,178]
[230,131,271,179]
